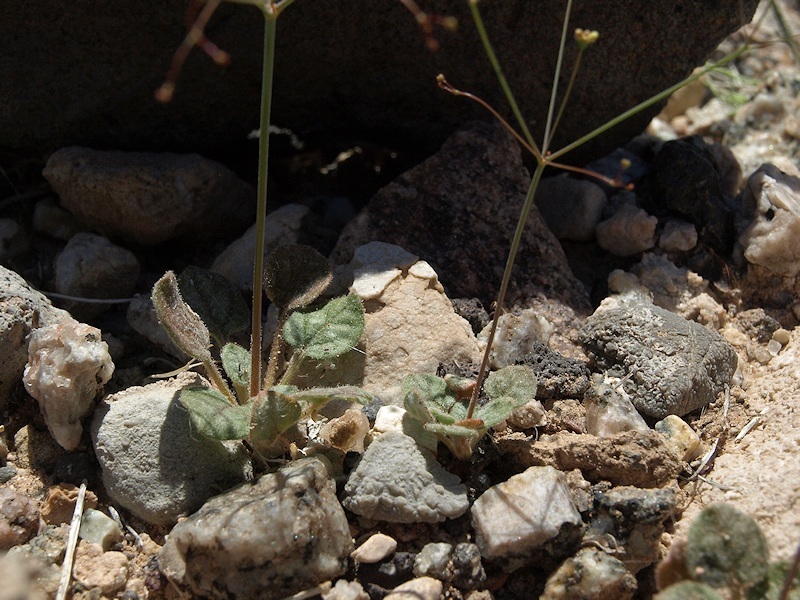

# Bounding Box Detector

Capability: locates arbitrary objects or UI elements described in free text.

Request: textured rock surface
[0,266,69,410]
[342,430,468,523]
[579,293,738,418]
[0,1,757,164]
[584,375,650,438]
[54,232,140,319]
[595,201,658,257]
[23,316,114,450]
[332,121,591,315]
[739,163,800,276]
[91,372,252,525]
[471,465,582,561]
[497,430,681,488]
[540,547,637,600]
[72,543,129,596]
[0,488,39,550]
[43,147,254,245]
[325,246,481,405]
[517,340,591,400]
[159,458,353,599]
[477,308,553,369]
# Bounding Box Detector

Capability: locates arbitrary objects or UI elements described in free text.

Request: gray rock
[32,198,85,241]
[595,201,658,257]
[78,509,123,551]
[517,340,591,400]
[477,308,554,369]
[158,458,353,600]
[541,547,637,600]
[23,317,115,450]
[471,466,582,561]
[449,543,486,590]
[342,430,468,523]
[332,121,591,315]
[0,266,69,410]
[739,163,800,277]
[91,372,252,525]
[413,542,453,580]
[1,1,756,165]
[579,293,738,418]
[54,232,140,319]
[535,177,607,242]
[43,147,254,245]
[589,486,677,574]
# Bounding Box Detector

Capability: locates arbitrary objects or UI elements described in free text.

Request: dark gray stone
[579,294,738,418]
[0,1,757,167]
[517,340,590,400]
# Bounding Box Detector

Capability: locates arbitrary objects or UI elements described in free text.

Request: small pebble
[772,328,791,346]
[767,338,782,357]
[79,508,123,551]
[351,533,398,564]
[386,576,443,600]
[322,579,369,600]
[413,542,453,579]
[72,542,129,596]
[41,483,99,526]
[0,465,16,483]
[655,415,703,462]
[0,488,39,550]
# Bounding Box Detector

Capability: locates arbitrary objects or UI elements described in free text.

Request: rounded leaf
[484,365,538,406]
[283,294,365,360]
[178,266,249,343]
[686,504,769,589]
[265,244,332,311]
[179,386,251,440]
[152,271,212,362]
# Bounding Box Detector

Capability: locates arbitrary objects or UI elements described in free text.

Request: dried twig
[56,481,87,600]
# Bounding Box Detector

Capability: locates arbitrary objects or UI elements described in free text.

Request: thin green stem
[548,42,750,162]
[250,7,278,398]
[468,0,540,157]
[547,47,583,150]
[467,161,547,418]
[542,0,573,155]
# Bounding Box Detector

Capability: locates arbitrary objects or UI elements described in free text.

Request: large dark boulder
[2,1,757,164]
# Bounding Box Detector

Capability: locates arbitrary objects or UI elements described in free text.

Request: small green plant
[402,365,537,459]
[152,244,372,448]
[655,504,800,600]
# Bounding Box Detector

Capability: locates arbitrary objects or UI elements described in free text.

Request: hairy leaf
[250,387,302,442]
[152,271,212,362]
[179,386,251,440]
[484,365,538,405]
[178,266,249,344]
[283,294,364,360]
[221,343,251,402]
[265,244,332,311]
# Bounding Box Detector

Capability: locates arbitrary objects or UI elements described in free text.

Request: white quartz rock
[23,317,114,450]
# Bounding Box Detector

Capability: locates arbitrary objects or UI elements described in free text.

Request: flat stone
[342,430,468,523]
[43,147,254,245]
[497,430,681,488]
[579,293,738,418]
[91,372,252,525]
[471,466,582,561]
[158,458,353,599]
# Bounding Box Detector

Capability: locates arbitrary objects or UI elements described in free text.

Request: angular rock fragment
[579,293,737,418]
[517,340,591,400]
[342,430,468,523]
[471,466,582,561]
[585,375,649,437]
[159,458,352,600]
[23,316,114,450]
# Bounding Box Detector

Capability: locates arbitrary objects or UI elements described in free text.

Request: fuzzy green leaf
[424,421,481,441]
[484,365,538,406]
[474,396,523,429]
[250,387,302,442]
[265,244,333,311]
[178,266,250,344]
[221,343,251,402]
[284,386,376,411]
[152,271,212,363]
[404,388,435,425]
[686,504,769,589]
[283,294,365,360]
[746,561,800,600]
[179,386,251,440]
